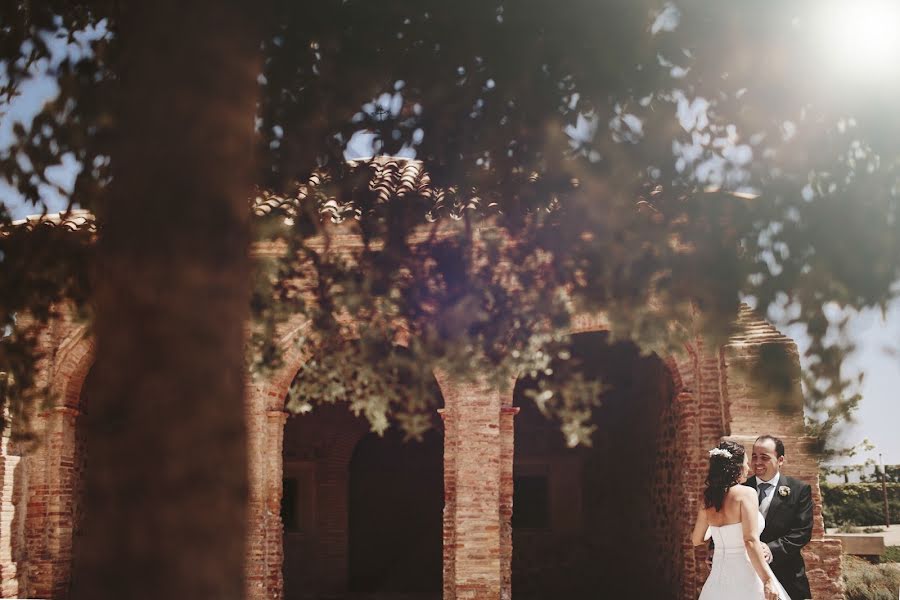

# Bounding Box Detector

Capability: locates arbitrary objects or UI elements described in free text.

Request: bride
[692,441,790,600]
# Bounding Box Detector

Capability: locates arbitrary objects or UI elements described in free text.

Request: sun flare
[816,0,900,80]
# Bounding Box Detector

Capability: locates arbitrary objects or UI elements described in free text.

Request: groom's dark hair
[756,434,785,458]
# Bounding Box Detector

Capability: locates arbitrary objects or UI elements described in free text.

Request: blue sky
[2,27,898,465]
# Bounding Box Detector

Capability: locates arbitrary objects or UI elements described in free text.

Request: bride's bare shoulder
[728,485,755,500]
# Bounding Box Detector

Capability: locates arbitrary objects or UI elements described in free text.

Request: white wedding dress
[698,512,791,600]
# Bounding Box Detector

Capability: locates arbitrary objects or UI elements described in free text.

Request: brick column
[20,412,52,599]
[264,410,288,600]
[244,385,268,600]
[499,405,518,600]
[16,406,79,599]
[439,407,457,600]
[244,380,288,600]
[438,374,504,600]
[46,406,80,598]
[673,390,702,600]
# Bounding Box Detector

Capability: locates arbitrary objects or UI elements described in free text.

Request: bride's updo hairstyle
[703,440,746,511]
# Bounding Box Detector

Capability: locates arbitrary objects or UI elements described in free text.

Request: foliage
[0,221,93,438]
[825,462,900,484]
[821,482,900,528]
[3,0,900,444]
[820,440,878,482]
[862,466,900,484]
[843,555,900,600]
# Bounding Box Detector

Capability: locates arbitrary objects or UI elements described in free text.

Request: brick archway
[509,331,687,598]
[280,404,369,599]
[248,326,445,600]
[52,327,95,412]
[3,306,839,600]
[9,327,96,599]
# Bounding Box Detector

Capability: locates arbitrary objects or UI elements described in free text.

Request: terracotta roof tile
[7,158,436,232]
[8,209,97,234]
[8,156,576,231]
[252,157,446,223]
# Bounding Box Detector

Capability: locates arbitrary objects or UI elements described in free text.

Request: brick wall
[1,303,843,600]
[437,373,504,600]
[720,306,844,600]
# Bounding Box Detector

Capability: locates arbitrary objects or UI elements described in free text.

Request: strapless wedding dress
[698,512,791,600]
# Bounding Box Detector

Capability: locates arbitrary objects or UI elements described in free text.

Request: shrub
[821,482,900,528]
[843,555,900,600]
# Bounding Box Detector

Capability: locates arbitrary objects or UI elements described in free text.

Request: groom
[744,435,814,600]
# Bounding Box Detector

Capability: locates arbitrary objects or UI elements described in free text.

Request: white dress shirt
[757,471,780,518]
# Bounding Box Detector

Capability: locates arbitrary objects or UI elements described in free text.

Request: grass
[844,555,900,600]
[884,546,900,563]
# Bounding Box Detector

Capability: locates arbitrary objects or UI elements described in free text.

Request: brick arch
[51,325,95,411]
[257,323,441,600]
[562,314,690,395]
[508,325,693,598]
[16,326,96,598]
[264,315,415,410]
[330,427,371,467]
[277,405,372,599]
[263,316,315,410]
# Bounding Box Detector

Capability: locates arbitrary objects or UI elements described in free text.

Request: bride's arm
[691,505,708,546]
[739,489,779,600]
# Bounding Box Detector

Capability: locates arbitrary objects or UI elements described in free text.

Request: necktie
[757,482,771,505]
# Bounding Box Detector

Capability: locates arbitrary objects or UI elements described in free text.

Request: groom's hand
[762,544,773,563]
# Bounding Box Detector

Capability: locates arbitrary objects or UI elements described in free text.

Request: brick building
[1,160,843,598]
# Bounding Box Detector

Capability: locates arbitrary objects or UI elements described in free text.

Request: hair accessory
[709,448,733,459]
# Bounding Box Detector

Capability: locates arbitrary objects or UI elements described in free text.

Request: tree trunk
[72,2,259,598]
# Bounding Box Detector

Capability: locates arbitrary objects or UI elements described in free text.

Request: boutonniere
[778,485,791,497]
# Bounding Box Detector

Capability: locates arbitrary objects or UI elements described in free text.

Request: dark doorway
[281,403,367,600]
[348,427,443,599]
[512,331,682,599]
[282,343,444,600]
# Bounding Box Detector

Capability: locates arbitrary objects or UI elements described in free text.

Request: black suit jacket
[744,474,813,600]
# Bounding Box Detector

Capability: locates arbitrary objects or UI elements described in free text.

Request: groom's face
[751,439,783,481]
